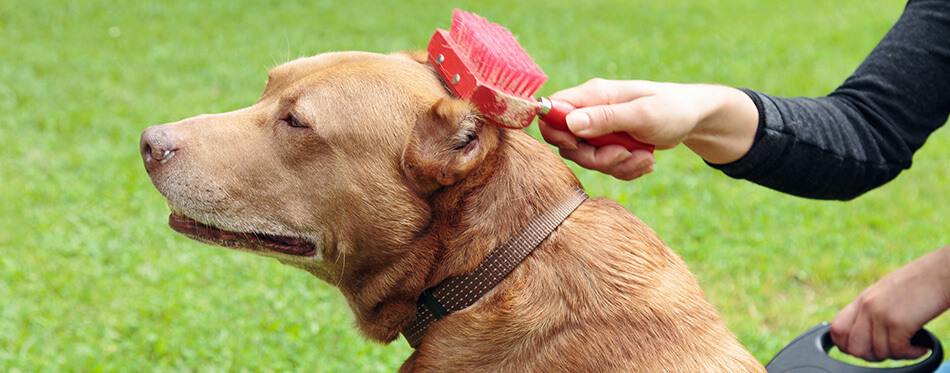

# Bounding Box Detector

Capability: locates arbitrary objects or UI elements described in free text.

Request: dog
[140,50,765,372]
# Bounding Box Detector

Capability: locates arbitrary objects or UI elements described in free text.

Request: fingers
[538,119,577,150]
[831,292,930,362]
[831,300,859,354]
[870,316,891,361]
[848,305,880,361]
[543,116,657,181]
[558,143,655,180]
[888,328,929,360]
[831,294,883,361]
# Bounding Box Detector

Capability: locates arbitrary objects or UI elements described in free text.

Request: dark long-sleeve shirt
[711,0,950,200]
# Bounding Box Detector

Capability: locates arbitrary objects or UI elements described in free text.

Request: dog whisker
[335,250,346,287]
[284,34,292,64]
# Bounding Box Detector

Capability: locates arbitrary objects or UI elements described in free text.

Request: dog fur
[140,51,765,372]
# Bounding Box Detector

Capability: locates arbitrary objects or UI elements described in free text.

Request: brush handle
[539,98,655,153]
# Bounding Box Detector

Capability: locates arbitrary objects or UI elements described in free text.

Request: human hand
[538,79,758,180]
[830,246,950,361]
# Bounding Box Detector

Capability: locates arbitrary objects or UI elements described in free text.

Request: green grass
[2,0,946,370]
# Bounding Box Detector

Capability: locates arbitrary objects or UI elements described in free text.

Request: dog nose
[140,125,178,173]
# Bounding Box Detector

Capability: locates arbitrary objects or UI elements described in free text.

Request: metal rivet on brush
[436,54,444,65]
[452,74,460,85]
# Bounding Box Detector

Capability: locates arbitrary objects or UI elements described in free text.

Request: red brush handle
[540,98,655,153]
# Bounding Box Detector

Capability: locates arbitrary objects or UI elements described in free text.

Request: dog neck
[401,185,587,347]
[333,128,584,343]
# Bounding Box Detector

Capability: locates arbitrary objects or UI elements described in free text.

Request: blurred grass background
[1,0,946,371]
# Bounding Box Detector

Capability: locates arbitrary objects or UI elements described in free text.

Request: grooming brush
[427,9,654,153]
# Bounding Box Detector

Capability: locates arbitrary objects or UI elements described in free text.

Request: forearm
[932,245,950,295]
[713,91,923,200]
[707,0,950,200]
[681,86,759,165]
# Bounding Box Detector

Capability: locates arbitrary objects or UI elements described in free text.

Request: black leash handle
[766,322,944,373]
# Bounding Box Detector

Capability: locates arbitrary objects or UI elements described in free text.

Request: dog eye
[280,113,308,128]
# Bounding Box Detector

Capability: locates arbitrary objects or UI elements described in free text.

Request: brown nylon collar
[402,187,589,348]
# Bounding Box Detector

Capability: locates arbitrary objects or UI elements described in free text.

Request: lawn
[2,0,946,371]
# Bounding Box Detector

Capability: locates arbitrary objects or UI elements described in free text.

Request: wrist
[683,86,759,164]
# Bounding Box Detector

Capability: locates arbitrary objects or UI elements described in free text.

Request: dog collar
[402,187,588,348]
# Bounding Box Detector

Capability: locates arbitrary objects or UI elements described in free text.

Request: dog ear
[391,50,429,65]
[401,98,496,196]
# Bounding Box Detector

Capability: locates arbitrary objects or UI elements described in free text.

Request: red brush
[427,10,654,153]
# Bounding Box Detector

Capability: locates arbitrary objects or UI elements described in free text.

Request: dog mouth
[167,210,317,257]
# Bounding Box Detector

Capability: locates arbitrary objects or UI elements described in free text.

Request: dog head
[140,51,579,341]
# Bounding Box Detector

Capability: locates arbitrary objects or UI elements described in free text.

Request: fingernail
[552,139,577,150]
[613,151,633,166]
[566,112,590,134]
[637,159,655,172]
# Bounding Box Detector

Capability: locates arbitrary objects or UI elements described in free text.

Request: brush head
[427,10,548,129]
[448,10,548,98]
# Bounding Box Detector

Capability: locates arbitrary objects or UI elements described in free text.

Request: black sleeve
[709,0,950,200]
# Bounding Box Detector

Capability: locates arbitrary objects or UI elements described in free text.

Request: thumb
[566,101,644,139]
[896,345,930,360]
[890,329,930,359]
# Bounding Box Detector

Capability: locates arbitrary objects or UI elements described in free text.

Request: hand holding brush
[426,10,656,157]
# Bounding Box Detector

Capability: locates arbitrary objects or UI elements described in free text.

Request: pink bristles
[449,9,548,99]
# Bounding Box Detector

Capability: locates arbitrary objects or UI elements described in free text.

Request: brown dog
[140,51,765,372]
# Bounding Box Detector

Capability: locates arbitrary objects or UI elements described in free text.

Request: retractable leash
[766,322,944,373]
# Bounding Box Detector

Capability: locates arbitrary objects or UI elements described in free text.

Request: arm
[541,0,950,200]
[714,0,950,200]
[830,245,950,361]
